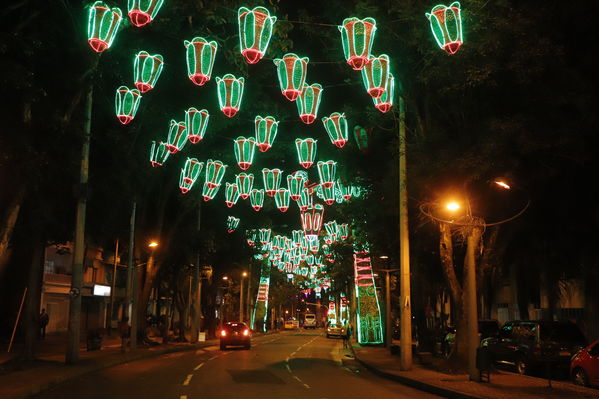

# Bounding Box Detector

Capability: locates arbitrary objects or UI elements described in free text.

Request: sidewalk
[351,344,599,399]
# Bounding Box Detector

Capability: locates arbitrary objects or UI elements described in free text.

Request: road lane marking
[194,362,204,370]
[182,374,193,386]
[209,355,218,361]
[286,364,292,372]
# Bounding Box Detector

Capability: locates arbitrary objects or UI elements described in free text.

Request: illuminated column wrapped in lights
[287,172,306,201]
[204,159,227,188]
[297,188,311,211]
[216,74,244,117]
[236,173,254,199]
[185,108,210,144]
[202,182,220,201]
[250,189,265,211]
[233,137,256,170]
[133,51,163,93]
[317,160,337,188]
[179,158,203,194]
[372,73,394,113]
[273,53,309,101]
[115,86,141,125]
[328,298,337,324]
[338,17,377,70]
[353,250,384,344]
[340,293,349,324]
[127,0,163,27]
[226,216,240,233]
[224,183,241,208]
[301,203,325,241]
[322,112,348,148]
[246,229,257,247]
[426,2,463,55]
[295,138,317,169]
[149,141,170,167]
[185,37,217,86]
[87,2,122,53]
[238,6,277,64]
[254,116,279,152]
[258,228,271,246]
[296,83,323,124]
[274,188,291,212]
[165,120,187,153]
[361,54,390,99]
[262,168,282,197]
[250,263,270,333]
[337,223,349,240]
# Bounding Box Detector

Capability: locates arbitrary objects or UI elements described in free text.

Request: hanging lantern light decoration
[273,53,309,101]
[259,228,272,246]
[322,112,348,148]
[353,125,371,153]
[292,230,304,247]
[295,138,317,169]
[262,168,283,197]
[372,73,395,113]
[225,183,241,207]
[127,0,163,27]
[133,51,163,93]
[296,83,323,124]
[236,173,254,199]
[287,172,307,201]
[317,160,337,188]
[233,137,256,170]
[322,184,337,205]
[338,17,377,70]
[237,6,277,64]
[202,182,220,201]
[246,229,257,247]
[337,223,349,240]
[184,37,217,86]
[337,180,353,201]
[115,86,141,125]
[361,54,390,99]
[149,141,169,167]
[216,74,245,117]
[179,158,203,194]
[324,221,339,242]
[426,2,463,55]
[250,189,265,211]
[301,203,325,241]
[274,188,291,212]
[254,116,279,152]
[226,216,240,233]
[297,188,311,211]
[87,2,123,53]
[185,108,210,144]
[165,120,187,154]
[310,240,320,254]
[204,159,227,189]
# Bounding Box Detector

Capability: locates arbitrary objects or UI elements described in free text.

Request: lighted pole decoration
[250,189,265,211]
[185,37,217,86]
[274,188,291,212]
[233,137,256,170]
[287,172,306,201]
[115,86,141,125]
[301,203,325,241]
[296,83,323,124]
[133,51,164,93]
[164,120,188,153]
[127,0,164,27]
[372,73,395,113]
[426,2,463,55]
[216,74,244,117]
[226,216,240,233]
[224,183,241,208]
[338,17,377,70]
[179,158,203,194]
[149,141,170,167]
[236,173,254,199]
[273,53,309,101]
[295,138,317,169]
[237,6,277,64]
[185,108,210,144]
[317,160,337,188]
[322,112,349,148]
[362,54,390,99]
[250,262,271,332]
[87,1,123,53]
[353,250,384,344]
[262,168,283,197]
[254,116,279,152]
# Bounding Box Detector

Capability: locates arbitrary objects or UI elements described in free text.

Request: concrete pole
[239,276,244,322]
[466,226,483,381]
[399,95,413,370]
[385,270,392,347]
[125,202,137,350]
[108,240,118,333]
[66,85,93,364]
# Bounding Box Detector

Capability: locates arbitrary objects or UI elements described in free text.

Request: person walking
[343,322,352,349]
[119,317,131,353]
[39,308,49,339]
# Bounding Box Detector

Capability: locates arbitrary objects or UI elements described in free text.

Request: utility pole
[125,201,137,350]
[398,95,413,370]
[466,224,483,381]
[66,85,93,364]
[191,202,201,342]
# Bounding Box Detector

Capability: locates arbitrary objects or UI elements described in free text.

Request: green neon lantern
[205,159,227,188]
[322,112,348,148]
[185,37,217,86]
[133,51,164,93]
[246,229,258,247]
[202,182,220,201]
[238,6,277,64]
[127,0,164,27]
[273,53,309,101]
[361,54,390,99]
[179,158,203,194]
[274,188,291,212]
[87,1,122,53]
[337,180,353,200]
[259,228,272,245]
[165,120,187,154]
[149,141,169,167]
[372,73,394,113]
[297,188,311,211]
[262,168,283,197]
[225,182,241,208]
[301,203,325,241]
[426,2,463,55]
[324,221,338,241]
[115,86,141,125]
[233,137,256,170]
[287,173,306,201]
[216,74,244,117]
[236,173,254,199]
[353,125,371,153]
[337,223,349,240]
[250,189,265,211]
[255,115,279,152]
[322,183,336,205]
[296,83,323,124]
[295,138,317,169]
[317,160,337,188]
[226,216,240,233]
[338,17,377,70]
[185,108,210,144]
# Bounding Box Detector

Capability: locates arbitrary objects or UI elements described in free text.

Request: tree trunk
[137,255,158,337]
[22,236,44,361]
[0,172,27,280]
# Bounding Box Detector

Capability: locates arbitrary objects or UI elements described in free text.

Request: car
[571,339,599,387]
[481,320,587,375]
[304,313,317,329]
[219,322,251,350]
[284,318,299,329]
[326,323,347,338]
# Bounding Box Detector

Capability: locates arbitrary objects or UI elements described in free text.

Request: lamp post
[240,271,248,322]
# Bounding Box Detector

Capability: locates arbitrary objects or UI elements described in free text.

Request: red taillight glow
[243,329,250,336]
[220,330,227,337]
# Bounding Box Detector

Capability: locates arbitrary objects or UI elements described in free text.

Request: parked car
[219,322,251,350]
[326,323,347,338]
[441,320,499,358]
[571,339,599,387]
[481,320,587,375]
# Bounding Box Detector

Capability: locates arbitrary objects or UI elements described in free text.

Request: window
[44,260,55,274]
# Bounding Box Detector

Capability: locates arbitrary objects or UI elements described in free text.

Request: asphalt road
[34,330,442,399]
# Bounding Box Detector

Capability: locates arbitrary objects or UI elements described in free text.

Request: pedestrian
[343,322,352,349]
[119,317,130,353]
[39,308,49,339]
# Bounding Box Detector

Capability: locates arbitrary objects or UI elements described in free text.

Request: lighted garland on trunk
[149,141,170,167]
[185,108,210,144]
[238,6,277,64]
[179,158,203,194]
[250,189,265,211]
[216,74,245,117]
[87,2,123,53]
[338,17,377,70]
[127,0,164,27]
[372,73,394,113]
[165,120,187,153]
[233,137,256,170]
[295,138,317,169]
[274,188,291,212]
[322,112,348,148]
[236,173,254,199]
[225,182,241,207]
[361,54,390,99]
[426,2,463,55]
[133,51,164,93]
[115,86,141,125]
[273,53,309,101]
[226,216,240,233]
[185,37,217,86]
[296,83,323,124]
[254,116,279,152]
[262,168,283,197]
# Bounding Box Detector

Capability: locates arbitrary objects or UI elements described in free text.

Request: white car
[304,314,316,329]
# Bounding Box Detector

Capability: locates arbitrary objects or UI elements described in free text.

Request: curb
[349,344,484,399]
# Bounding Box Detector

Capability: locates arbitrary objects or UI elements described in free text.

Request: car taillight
[220,330,227,337]
[243,329,249,336]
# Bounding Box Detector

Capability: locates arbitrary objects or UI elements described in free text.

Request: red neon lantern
[127,0,163,28]
[338,17,377,70]
[361,54,390,99]
[301,203,325,241]
[273,53,309,101]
